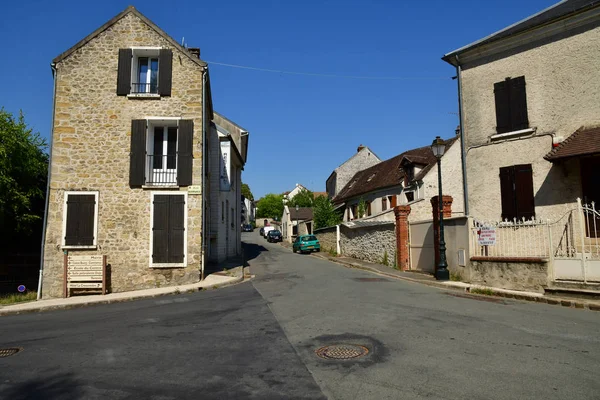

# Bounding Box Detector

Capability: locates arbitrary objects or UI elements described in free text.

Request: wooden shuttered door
[130,120,147,187]
[494,76,529,134]
[117,49,132,96]
[177,120,194,186]
[499,164,535,221]
[152,195,185,264]
[65,194,96,246]
[158,49,173,96]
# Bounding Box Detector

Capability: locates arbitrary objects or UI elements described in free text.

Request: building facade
[326,145,381,198]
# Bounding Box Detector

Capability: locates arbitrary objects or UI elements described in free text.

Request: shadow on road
[3,373,83,400]
[242,242,268,264]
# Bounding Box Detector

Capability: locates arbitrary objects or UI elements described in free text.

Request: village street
[1,230,599,400]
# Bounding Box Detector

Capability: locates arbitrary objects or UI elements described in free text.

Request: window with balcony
[117,48,172,97]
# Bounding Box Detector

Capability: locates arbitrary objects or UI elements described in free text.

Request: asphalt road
[1,230,600,399]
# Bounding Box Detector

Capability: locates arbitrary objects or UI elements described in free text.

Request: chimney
[455,125,460,136]
[357,144,365,152]
[188,47,200,58]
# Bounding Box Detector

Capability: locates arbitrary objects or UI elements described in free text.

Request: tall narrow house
[41,7,214,297]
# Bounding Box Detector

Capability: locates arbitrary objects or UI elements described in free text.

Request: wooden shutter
[514,164,535,220]
[390,195,397,208]
[152,195,169,263]
[168,195,185,263]
[510,76,529,131]
[129,120,147,187]
[117,49,132,95]
[158,49,173,96]
[65,194,95,246]
[494,79,511,134]
[177,120,194,186]
[499,166,516,221]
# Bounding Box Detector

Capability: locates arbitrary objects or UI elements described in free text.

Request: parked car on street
[293,235,320,254]
[259,227,265,236]
[267,230,282,243]
[263,226,275,238]
[242,224,253,232]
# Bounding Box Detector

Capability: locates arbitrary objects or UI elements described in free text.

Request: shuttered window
[494,76,529,134]
[152,194,186,265]
[116,48,172,97]
[499,164,535,221]
[63,192,98,247]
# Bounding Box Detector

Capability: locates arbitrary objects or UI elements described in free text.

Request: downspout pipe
[455,55,469,216]
[37,63,58,300]
[201,67,207,281]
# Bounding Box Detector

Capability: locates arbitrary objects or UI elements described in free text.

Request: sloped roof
[544,126,600,161]
[314,191,328,198]
[53,6,207,68]
[443,0,600,65]
[289,207,313,221]
[333,137,457,203]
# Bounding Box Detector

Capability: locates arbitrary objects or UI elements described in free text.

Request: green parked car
[293,235,321,254]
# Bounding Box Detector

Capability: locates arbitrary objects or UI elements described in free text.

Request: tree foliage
[241,183,254,201]
[0,109,48,249]
[313,196,342,229]
[288,188,314,208]
[357,198,367,219]
[256,193,284,219]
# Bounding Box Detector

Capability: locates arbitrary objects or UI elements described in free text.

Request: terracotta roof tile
[544,126,600,161]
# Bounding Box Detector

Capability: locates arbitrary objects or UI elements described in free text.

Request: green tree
[357,198,367,219]
[313,195,342,229]
[288,188,314,208]
[256,193,284,219]
[0,109,48,250]
[241,182,254,201]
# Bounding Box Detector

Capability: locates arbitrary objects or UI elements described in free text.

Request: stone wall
[314,226,337,254]
[468,259,549,293]
[327,146,381,198]
[42,12,206,298]
[340,223,396,265]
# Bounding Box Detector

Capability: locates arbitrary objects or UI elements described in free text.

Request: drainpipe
[37,63,58,300]
[455,55,469,216]
[201,67,207,281]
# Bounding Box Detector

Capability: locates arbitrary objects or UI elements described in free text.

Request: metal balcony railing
[131,82,158,94]
[146,154,177,185]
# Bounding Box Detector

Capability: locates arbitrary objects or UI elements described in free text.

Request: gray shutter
[152,195,169,263]
[177,120,194,186]
[168,195,185,263]
[514,164,535,221]
[117,49,132,96]
[158,49,173,96]
[65,194,95,245]
[499,166,516,221]
[510,76,529,131]
[129,120,147,187]
[494,79,511,134]
[64,195,80,245]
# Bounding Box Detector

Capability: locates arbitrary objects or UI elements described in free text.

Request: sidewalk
[307,250,600,312]
[0,266,249,316]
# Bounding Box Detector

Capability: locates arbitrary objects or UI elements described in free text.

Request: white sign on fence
[477,227,497,245]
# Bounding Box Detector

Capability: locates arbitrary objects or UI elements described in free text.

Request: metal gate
[552,199,600,282]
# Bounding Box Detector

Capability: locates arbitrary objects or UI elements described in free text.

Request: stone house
[443,0,600,223]
[281,206,314,242]
[333,136,464,223]
[241,196,255,225]
[207,112,249,263]
[40,6,245,297]
[326,145,381,199]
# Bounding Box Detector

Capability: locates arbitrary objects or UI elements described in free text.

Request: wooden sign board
[64,254,107,297]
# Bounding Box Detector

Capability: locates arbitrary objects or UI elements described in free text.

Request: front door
[581,156,600,238]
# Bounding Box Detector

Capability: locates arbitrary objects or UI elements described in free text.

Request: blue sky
[0,0,556,199]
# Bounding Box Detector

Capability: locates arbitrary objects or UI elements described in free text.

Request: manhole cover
[0,347,23,358]
[315,344,369,360]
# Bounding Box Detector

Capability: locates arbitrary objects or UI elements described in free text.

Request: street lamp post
[295,204,299,239]
[431,136,450,281]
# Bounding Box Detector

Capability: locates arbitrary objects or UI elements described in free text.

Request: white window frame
[130,47,161,96]
[144,117,181,187]
[149,191,188,268]
[61,191,99,249]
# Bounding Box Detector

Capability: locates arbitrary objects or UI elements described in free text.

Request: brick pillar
[431,195,453,268]
[394,205,411,271]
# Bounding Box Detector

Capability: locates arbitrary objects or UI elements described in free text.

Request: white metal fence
[471,218,551,258]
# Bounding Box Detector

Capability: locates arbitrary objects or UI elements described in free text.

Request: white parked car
[263,226,275,238]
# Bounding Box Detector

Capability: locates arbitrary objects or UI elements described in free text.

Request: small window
[494,76,529,134]
[382,198,387,211]
[117,48,172,96]
[405,191,415,203]
[367,173,376,182]
[367,201,372,216]
[62,192,99,248]
[499,164,535,221]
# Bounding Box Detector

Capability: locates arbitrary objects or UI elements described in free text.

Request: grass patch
[450,271,463,282]
[470,287,496,296]
[381,250,389,266]
[0,291,37,305]
[327,247,337,257]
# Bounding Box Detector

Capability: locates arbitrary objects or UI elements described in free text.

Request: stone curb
[312,253,600,312]
[0,272,246,317]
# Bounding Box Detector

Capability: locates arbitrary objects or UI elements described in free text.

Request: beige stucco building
[443,0,600,223]
[40,7,248,298]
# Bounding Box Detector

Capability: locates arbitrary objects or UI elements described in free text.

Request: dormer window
[117,48,173,97]
[367,173,376,182]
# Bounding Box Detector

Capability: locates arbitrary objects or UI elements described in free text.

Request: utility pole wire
[204,60,450,81]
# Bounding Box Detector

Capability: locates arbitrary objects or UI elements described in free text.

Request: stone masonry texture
[42,13,206,298]
[339,224,396,266]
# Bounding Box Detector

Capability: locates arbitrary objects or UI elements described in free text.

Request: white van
[263,226,275,238]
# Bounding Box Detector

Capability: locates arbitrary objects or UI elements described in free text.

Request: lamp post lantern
[431,136,450,281]
[295,204,299,239]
